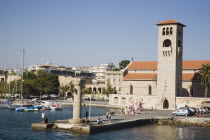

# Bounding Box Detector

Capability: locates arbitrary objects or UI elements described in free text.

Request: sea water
[1,107,210,140]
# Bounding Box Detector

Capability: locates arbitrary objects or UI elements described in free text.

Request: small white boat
[50,104,63,110]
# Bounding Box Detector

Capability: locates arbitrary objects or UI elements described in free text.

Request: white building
[90,63,115,84]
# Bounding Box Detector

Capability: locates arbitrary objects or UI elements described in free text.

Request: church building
[109,20,210,110]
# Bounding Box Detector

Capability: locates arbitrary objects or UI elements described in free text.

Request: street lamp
[40,92,42,102]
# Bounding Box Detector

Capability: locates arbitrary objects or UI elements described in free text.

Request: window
[162,28,165,35]
[130,85,133,94]
[166,27,169,35]
[163,39,172,47]
[148,85,152,95]
[170,27,173,35]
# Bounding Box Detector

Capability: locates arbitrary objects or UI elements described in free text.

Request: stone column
[73,85,81,120]
[69,84,85,124]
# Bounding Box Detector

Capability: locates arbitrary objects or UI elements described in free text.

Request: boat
[50,104,63,110]
[24,108,38,111]
[0,99,11,109]
[15,104,36,111]
[9,104,21,110]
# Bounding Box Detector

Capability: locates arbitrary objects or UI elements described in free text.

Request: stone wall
[176,97,210,108]
[121,80,157,96]
[109,94,157,109]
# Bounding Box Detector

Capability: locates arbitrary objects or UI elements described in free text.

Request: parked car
[50,94,58,98]
[82,96,90,100]
[187,107,196,115]
[172,109,190,116]
[42,94,50,98]
[201,107,210,113]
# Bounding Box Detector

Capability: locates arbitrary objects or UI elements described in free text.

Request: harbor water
[1,106,210,140]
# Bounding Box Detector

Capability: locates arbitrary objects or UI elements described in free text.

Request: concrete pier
[32,110,210,133]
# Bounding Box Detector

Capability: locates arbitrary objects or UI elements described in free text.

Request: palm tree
[69,81,77,94]
[198,63,210,98]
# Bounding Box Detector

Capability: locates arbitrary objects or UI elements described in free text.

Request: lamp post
[40,92,42,101]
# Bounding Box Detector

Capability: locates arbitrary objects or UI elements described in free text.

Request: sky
[0,0,210,69]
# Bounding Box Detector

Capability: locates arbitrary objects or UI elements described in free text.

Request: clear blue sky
[0,0,210,69]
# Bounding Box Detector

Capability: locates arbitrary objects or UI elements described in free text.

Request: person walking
[108,113,111,123]
[41,111,45,123]
[85,110,89,122]
[106,111,109,122]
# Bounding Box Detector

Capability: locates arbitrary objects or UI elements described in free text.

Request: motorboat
[50,104,63,110]
[15,104,36,111]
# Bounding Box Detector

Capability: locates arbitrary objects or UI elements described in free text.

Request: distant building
[90,63,115,84]
[28,63,93,78]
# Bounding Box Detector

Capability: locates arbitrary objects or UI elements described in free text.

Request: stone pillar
[69,84,85,124]
[73,85,81,119]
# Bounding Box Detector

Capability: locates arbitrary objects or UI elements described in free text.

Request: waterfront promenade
[32,99,210,133]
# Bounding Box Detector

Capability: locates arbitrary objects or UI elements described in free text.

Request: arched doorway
[93,87,97,94]
[89,87,92,92]
[163,99,169,109]
[67,92,72,98]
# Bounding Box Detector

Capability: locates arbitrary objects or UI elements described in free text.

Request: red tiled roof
[183,60,210,69]
[123,73,156,80]
[123,73,199,81]
[127,60,210,70]
[156,19,186,27]
[128,61,157,70]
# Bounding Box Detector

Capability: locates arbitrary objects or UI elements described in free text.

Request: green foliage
[102,81,117,96]
[0,70,59,96]
[119,60,130,70]
[69,81,77,94]
[0,82,9,93]
[198,63,210,97]
[82,87,91,94]
[60,85,69,94]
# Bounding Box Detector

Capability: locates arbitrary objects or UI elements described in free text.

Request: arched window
[148,85,152,95]
[162,28,165,35]
[130,85,133,94]
[166,27,169,35]
[163,39,172,47]
[170,27,173,35]
[163,99,169,109]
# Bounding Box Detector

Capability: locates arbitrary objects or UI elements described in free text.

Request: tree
[82,87,91,94]
[119,60,130,70]
[197,63,210,98]
[69,81,77,94]
[102,81,117,96]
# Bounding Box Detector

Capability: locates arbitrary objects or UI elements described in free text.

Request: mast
[21,49,25,101]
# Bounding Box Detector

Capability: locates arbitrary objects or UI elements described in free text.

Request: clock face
[163,39,171,47]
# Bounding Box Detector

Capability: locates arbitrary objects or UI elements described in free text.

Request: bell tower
[156,19,186,110]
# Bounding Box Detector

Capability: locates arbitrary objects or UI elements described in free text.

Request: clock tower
[156,19,186,110]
